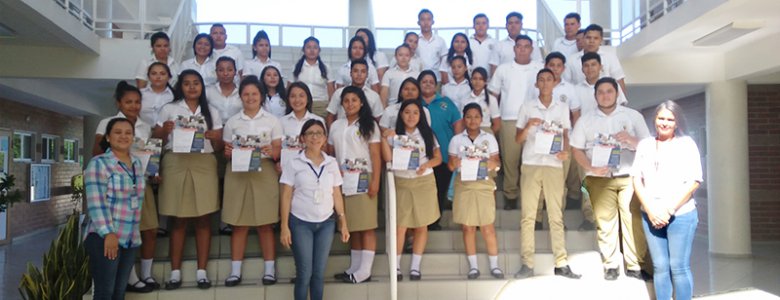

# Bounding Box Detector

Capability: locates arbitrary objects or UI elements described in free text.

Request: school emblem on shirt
[481,140,490,148]
[440,102,448,110]
[560,94,568,103]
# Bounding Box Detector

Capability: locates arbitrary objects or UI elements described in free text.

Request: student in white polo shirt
[441,56,472,111]
[488,34,544,210]
[259,65,287,118]
[210,24,244,79]
[180,33,217,86]
[381,44,420,106]
[513,69,580,280]
[327,59,383,127]
[469,13,497,73]
[135,32,179,89]
[564,24,627,94]
[379,78,432,133]
[575,52,629,116]
[551,13,582,56]
[206,57,242,123]
[489,12,544,76]
[335,37,380,92]
[139,62,175,127]
[243,30,282,80]
[221,77,283,287]
[570,77,651,281]
[279,82,325,172]
[327,86,382,284]
[439,33,473,85]
[355,28,390,82]
[415,9,447,76]
[390,33,426,73]
[461,67,501,134]
[291,37,335,118]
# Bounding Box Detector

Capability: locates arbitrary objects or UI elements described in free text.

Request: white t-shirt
[528,81,582,112]
[156,100,224,153]
[388,128,439,178]
[279,152,343,223]
[441,78,472,111]
[552,37,579,56]
[262,94,287,119]
[205,84,242,124]
[95,112,152,141]
[461,90,501,128]
[212,45,245,72]
[180,56,217,86]
[570,105,651,177]
[447,130,499,158]
[294,60,333,102]
[632,136,702,215]
[379,102,432,129]
[135,55,179,85]
[488,60,544,120]
[489,36,544,67]
[381,65,420,103]
[243,57,282,79]
[575,80,629,116]
[516,98,572,168]
[416,33,447,73]
[469,34,497,72]
[280,111,325,137]
[327,86,384,120]
[328,118,381,171]
[564,48,625,85]
[139,86,174,126]
[335,61,380,87]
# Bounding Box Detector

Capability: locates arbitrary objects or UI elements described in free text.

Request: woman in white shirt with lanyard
[380,100,442,281]
[221,77,283,287]
[327,86,382,284]
[279,82,325,172]
[260,65,287,118]
[291,37,334,118]
[153,70,224,290]
[280,119,349,300]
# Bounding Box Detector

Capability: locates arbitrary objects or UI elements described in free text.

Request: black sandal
[197,278,212,289]
[490,268,505,279]
[224,275,241,287]
[262,274,277,285]
[141,277,160,290]
[467,268,480,280]
[409,269,422,281]
[126,280,154,293]
[164,279,181,290]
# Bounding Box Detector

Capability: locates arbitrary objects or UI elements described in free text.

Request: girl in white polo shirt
[440,33,473,85]
[380,100,442,281]
[381,44,420,106]
[243,30,282,79]
[180,33,217,86]
[139,62,175,127]
[462,67,501,134]
[260,66,287,118]
[279,82,325,171]
[291,37,334,118]
[221,77,283,287]
[135,32,178,89]
[327,86,382,284]
[356,28,389,82]
[441,56,472,110]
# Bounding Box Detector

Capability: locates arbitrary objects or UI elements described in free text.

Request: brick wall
[0,97,83,238]
[747,85,780,241]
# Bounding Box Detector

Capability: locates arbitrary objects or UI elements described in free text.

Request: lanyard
[119,161,137,189]
[307,162,326,183]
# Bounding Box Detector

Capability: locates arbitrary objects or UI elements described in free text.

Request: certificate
[534,131,555,154]
[592,145,620,168]
[460,158,488,181]
[132,138,162,176]
[172,115,206,153]
[342,158,370,195]
[231,148,262,172]
[281,135,303,167]
[391,135,421,171]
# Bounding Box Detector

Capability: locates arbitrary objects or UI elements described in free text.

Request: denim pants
[85,233,137,300]
[290,214,335,300]
[642,209,698,300]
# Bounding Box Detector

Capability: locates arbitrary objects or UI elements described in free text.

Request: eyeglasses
[304,131,325,138]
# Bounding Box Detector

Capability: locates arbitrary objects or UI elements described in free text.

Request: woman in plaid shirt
[84,117,146,300]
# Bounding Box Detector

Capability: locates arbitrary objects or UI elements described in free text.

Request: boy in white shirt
[326,59,384,127]
[469,13,497,72]
[575,52,629,115]
[489,12,544,76]
[551,13,581,56]
[564,24,626,94]
[415,9,447,77]
[210,24,244,79]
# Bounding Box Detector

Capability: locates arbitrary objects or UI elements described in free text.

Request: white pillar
[706,80,752,256]
[83,115,102,161]
[348,0,374,31]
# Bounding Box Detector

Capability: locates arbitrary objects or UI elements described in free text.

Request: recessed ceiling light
[693,21,763,46]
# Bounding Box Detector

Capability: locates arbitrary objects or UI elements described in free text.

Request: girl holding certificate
[279,82,325,171]
[154,70,224,290]
[327,86,382,284]
[447,103,504,279]
[221,76,283,287]
[380,100,442,281]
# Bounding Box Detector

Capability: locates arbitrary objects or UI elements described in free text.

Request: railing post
[140,0,146,38]
[246,23,251,46]
[385,162,398,300]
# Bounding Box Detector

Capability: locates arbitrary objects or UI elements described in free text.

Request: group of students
[83,8,702,300]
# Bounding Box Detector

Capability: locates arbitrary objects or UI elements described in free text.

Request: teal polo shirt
[422,94,461,163]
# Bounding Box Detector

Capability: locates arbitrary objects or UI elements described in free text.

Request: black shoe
[625,269,652,281]
[164,279,181,290]
[156,228,169,237]
[604,268,619,281]
[578,220,595,231]
[467,268,480,280]
[513,265,534,279]
[554,265,582,279]
[262,274,277,285]
[409,269,422,281]
[396,269,403,281]
[126,281,154,293]
[343,274,372,284]
[503,199,517,210]
[141,277,160,290]
[428,223,442,231]
[334,272,350,281]
[224,275,241,287]
[219,226,233,236]
[534,222,543,231]
[490,268,505,279]
[197,278,212,289]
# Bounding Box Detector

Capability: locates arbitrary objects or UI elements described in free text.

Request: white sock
[352,250,375,282]
[410,254,422,272]
[345,250,362,274]
[264,260,275,276]
[489,255,499,270]
[196,269,208,282]
[230,261,242,277]
[170,269,181,282]
[467,255,478,270]
[140,259,153,279]
[127,265,144,286]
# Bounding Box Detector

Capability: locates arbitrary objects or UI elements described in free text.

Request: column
[705,80,752,256]
[83,115,103,161]
[348,0,374,31]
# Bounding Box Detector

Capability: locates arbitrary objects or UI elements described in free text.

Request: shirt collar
[297,151,333,165]
[239,109,266,121]
[175,100,202,115]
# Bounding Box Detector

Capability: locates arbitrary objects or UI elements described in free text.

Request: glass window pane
[13,134,21,159]
[314,28,344,48]
[249,25,281,47]
[282,26,313,47]
[23,136,31,159]
[375,29,407,50]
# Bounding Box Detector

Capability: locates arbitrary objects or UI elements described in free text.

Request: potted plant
[0,173,23,241]
[70,174,86,229]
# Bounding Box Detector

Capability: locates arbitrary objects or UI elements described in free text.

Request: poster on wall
[0,136,8,174]
[30,164,51,202]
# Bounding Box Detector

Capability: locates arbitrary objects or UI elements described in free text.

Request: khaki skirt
[139,185,158,231]
[344,173,378,232]
[480,126,494,136]
[158,152,220,217]
[221,159,280,226]
[453,173,497,226]
[311,101,329,119]
[395,173,440,228]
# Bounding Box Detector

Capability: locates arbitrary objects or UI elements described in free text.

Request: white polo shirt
[280,152,343,223]
[528,80,582,113]
[139,86,174,126]
[206,84,242,124]
[381,65,420,103]
[379,102,432,129]
[461,90,500,128]
[439,54,473,83]
[570,105,650,177]
[180,56,217,86]
[327,86,384,120]
[516,98,572,168]
[368,52,390,70]
[416,33,447,73]
[488,36,544,67]
[280,111,324,137]
[564,48,625,85]
[447,130,499,158]
[294,59,333,102]
[441,78,472,111]
[632,136,702,215]
[575,80,628,116]
[222,109,283,142]
[243,57,282,79]
[135,55,179,85]
[469,34,497,72]
[388,128,439,179]
[551,37,579,56]
[157,100,224,153]
[262,94,287,119]
[328,118,381,171]
[96,112,152,141]
[335,61,380,87]
[212,45,245,72]
[390,55,425,74]
[488,60,543,120]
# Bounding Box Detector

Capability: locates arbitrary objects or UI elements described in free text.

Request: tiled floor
[2,228,778,300]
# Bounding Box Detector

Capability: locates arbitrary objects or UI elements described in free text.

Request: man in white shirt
[488,35,544,210]
[210,24,244,79]
[326,59,384,127]
[564,24,627,94]
[575,52,629,116]
[469,13,497,72]
[570,77,650,281]
[551,13,581,56]
[489,12,544,76]
[415,9,447,78]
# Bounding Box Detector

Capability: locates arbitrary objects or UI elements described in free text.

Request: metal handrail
[385,162,398,300]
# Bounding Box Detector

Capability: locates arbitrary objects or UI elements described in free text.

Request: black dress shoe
[142,277,160,290]
[224,275,241,287]
[625,269,652,281]
[126,281,154,293]
[334,272,350,281]
[409,269,422,281]
[554,265,582,279]
[164,279,181,290]
[343,274,372,284]
[467,268,480,280]
[604,268,619,281]
[262,274,277,285]
[197,278,212,289]
[503,199,517,210]
[513,265,534,279]
[219,226,233,236]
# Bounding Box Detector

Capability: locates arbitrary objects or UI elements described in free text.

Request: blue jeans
[85,233,137,300]
[642,209,698,300]
[289,214,335,300]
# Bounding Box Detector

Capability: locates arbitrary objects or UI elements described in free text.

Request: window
[64,139,79,163]
[13,132,33,161]
[42,135,58,162]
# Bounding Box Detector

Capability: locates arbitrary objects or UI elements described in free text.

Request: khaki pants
[536,156,595,223]
[499,120,523,200]
[520,165,567,268]
[584,176,647,270]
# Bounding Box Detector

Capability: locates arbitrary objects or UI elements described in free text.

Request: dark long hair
[173,70,214,130]
[191,33,214,58]
[446,33,473,65]
[396,77,422,104]
[150,31,169,48]
[114,81,141,102]
[356,28,378,66]
[395,100,435,159]
[341,86,376,141]
[285,82,314,115]
[147,62,174,92]
[347,36,367,60]
[99,118,134,152]
[260,65,286,104]
[293,37,328,80]
[470,67,491,105]
[239,75,265,106]
[448,56,471,83]
[251,30,272,58]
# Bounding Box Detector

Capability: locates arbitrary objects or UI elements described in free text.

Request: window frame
[41,134,59,163]
[12,131,34,162]
[63,138,79,163]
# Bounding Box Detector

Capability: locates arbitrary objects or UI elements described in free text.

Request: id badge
[130,196,140,209]
[314,189,324,204]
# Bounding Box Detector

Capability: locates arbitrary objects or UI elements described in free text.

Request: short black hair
[514,34,533,45]
[545,51,566,65]
[564,12,581,23]
[581,52,602,65]
[584,24,604,37]
[595,77,618,93]
[418,9,433,19]
[506,12,523,22]
[473,13,488,24]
